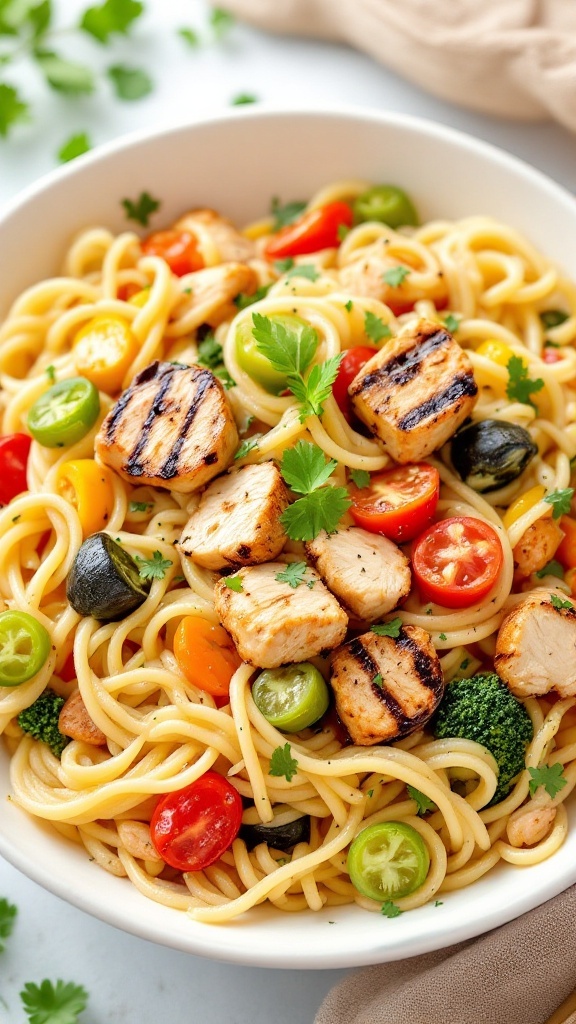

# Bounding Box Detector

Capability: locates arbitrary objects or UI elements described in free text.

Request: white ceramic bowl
[1,108,576,969]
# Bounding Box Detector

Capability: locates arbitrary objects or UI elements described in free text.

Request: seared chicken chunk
[58,690,106,746]
[178,462,290,570]
[95,360,238,493]
[340,255,447,309]
[182,263,259,329]
[305,526,411,622]
[174,209,256,264]
[330,625,444,746]
[495,589,576,697]
[214,562,348,668]
[512,518,563,579]
[348,318,478,463]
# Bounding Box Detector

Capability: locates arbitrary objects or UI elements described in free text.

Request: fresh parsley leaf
[528,762,567,799]
[550,593,574,611]
[285,263,319,282]
[382,265,411,287]
[281,441,338,494]
[444,313,460,333]
[544,488,574,519]
[364,310,391,345]
[122,191,160,227]
[344,299,353,312]
[438,632,447,641]
[366,788,374,799]
[0,82,29,137]
[280,487,351,542]
[45,364,56,382]
[214,366,236,390]
[274,561,310,589]
[28,0,52,38]
[434,900,443,907]
[506,355,544,410]
[57,131,91,163]
[371,618,402,638]
[231,92,257,105]
[136,550,172,580]
[107,64,152,100]
[337,222,350,241]
[460,658,470,670]
[210,6,234,39]
[252,311,318,376]
[196,334,222,369]
[270,197,306,232]
[80,0,143,43]
[373,672,383,688]
[406,784,436,815]
[234,284,272,309]
[540,309,569,330]
[0,897,17,952]
[381,901,403,918]
[269,742,298,782]
[178,26,199,47]
[20,978,88,1024]
[535,559,565,580]
[274,257,294,274]
[234,437,259,461]
[129,500,152,513]
[349,468,370,489]
[224,574,243,592]
[288,352,344,421]
[34,51,94,94]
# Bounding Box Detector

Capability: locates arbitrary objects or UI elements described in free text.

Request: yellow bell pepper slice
[57,459,115,537]
[503,484,546,528]
[128,288,150,308]
[476,339,527,369]
[73,314,139,393]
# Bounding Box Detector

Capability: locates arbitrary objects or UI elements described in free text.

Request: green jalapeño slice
[347,821,430,902]
[0,610,51,687]
[27,377,100,448]
[252,662,329,732]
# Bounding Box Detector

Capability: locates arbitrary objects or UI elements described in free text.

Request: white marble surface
[1,2,575,1021]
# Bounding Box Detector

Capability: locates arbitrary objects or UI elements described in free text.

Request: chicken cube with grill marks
[495,589,576,698]
[95,360,238,493]
[178,462,290,570]
[214,562,348,669]
[348,318,478,463]
[305,526,411,622]
[329,625,444,746]
[174,209,256,264]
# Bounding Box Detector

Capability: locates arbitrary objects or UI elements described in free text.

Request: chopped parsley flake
[135,550,172,580]
[122,191,160,227]
[269,743,299,782]
[527,762,567,798]
[382,266,411,287]
[371,618,402,638]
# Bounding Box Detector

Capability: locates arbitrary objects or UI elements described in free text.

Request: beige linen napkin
[220,0,576,131]
[314,884,576,1024]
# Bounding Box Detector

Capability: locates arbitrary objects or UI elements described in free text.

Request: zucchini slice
[67,533,150,621]
[450,419,537,493]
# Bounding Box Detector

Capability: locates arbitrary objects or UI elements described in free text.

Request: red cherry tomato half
[0,433,31,505]
[264,202,354,260]
[412,515,503,609]
[141,230,204,277]
[543,347,562,364]
[150,771,242,872]
[350,463,440,543]
[333,346,378,422]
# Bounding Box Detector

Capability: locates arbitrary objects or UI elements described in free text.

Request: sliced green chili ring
[353,185,419,228]
[0,610,51,687]
[27,377,100,448]
[347,821,430,902]
[252,662,329,732]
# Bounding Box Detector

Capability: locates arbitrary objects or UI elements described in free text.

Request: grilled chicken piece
[178,462,290,570]
[214,562,348,668]
[58,689,106,746]
[348,318,478,463]
[495,589,576,697]
[329,625,444,746]
[174,209,256,264]
[182,263,259,329]
[95,361,238,494]
[305,526,411,622]
[339,255,447,309]
[512,518,563,579]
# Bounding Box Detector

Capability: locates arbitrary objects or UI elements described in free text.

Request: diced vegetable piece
[173,616,241,697]
[347,821,429,901]
[73,315,139,394]
[450,419,537,493]
[353,185,419,228]
[150,771,242,870]
[56,459,115,537]
[252,662,329,732]
[264,202,353,259]
[0,610,51,687]
[141,229,204,276]
[66,533,150,620]
[240,805,310,851]
[0,433,31,504]
[27,377,100,449]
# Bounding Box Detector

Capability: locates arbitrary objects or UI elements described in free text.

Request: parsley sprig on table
[279,441,352,542]
[20,979,88,1024]
[0,896,17,953]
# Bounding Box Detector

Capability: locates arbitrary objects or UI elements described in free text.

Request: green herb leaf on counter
[34,51,95,94]
[122,190,160,226]
[269,742,299,782]
[57,131,91,163]
[107,64,152,100]
[371,618,402,638]
[382,265,410,288]
[20,978,88,1024]
[275,561,311,589]
[380,901,403,918]
[224,574,243,592]
[544,488,574,519]
[0,83,29,137]
[209,6,234,39]
[135,550,172,580]
[505,355,544,410]
[535,559,565,580]
[406,784,436,816]
[178,26,199,47]
[528,762,567,799]
[80,0,144,43]
[231,92,257,105]
[270,197,306,232]
[364,310,391,345]
[0,896,17,953]
[349,468,370,489]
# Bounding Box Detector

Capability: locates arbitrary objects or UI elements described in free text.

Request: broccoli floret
[433,672,532,805]
[17,689,69,758]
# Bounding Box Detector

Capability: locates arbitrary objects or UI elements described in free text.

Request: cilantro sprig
[274,562,314,589]
[270,197,306,231]
[371,618,402,638]
[535,559,564,580]
[550,593,574,611]
[135,550,173,580]
[527,762,567,799]
[543,488,574,519]
[269,743,299,782]
[349,468,371,489]
[196,333,236,390]
[382,266,411,288]
[505,355,544,410]
[406,785,436,816]
[279,441,352,542]
[364,310,391,345]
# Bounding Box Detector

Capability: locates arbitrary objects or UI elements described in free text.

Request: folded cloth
[219,0,576,132]
[314,883,576,1024]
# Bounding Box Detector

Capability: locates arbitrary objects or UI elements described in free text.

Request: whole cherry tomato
[141,230,204,277]
[350,463,440,543]
[333,346,378,421]
[264,202,353,259]
[0,433,31,504]
[150,771,243,872]
[412,515,503,609]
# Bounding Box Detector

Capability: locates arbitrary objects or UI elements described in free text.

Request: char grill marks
[348,317,478,463]
[330,625,444,746]
[95,360,239,494]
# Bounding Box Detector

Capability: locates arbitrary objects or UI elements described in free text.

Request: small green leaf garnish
[178,26,199,47]
[20,978,89,1023]
[45,364,56,382]
[443,313,460,333]
[535,559,565,580]
[337,223,350,241]
[287,353,343,422]
[349,468,371,489]
[540,309,569,330]
[81,0,144,43]
[505,355,544,410]
[373,673,383,688]
[274,562,311,589]
[252,312,317,377]
[129,501,152,513]
[528,762,567,798]
[234,284,272,309]
[274,257,295,274]
[371,618,402,638]
[344,299,353,312]
[544,488,574,519]
[281,487,352,543]
[434,900,444,907]
[364,310,391,345]
[196,334,223,369]
[234,437,259,461]
[380,901,403,918]
[122,191,161,227]
[57,132,91,163]
[135,550,172,580]
[107,64,152,100]
[231,92,257,105]
[285,264,319,282]
[224,575,243,592]
[270,197,306,232]
[406,784,436,816]
[269,743,299,782]
[280,440,339,494]
[0,897,17,953]
[0,83,30,138]
[382,266,411,287]
[550,593,574,611]
[210,6,235,39]
[438,633,447,641]
[35,51,95,95]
